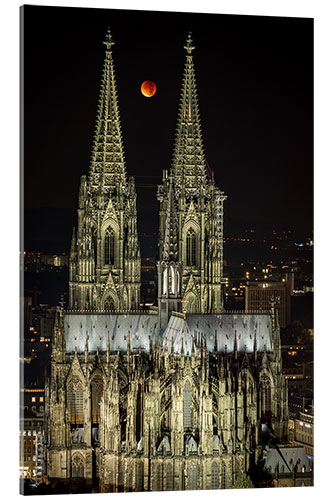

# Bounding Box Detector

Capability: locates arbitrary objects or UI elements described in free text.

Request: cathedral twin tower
[46,29,288,493]
[69,29,227,319]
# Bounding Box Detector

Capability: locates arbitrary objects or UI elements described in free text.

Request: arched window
[67,376,84,425]
[260,375,272,420]
[153,463,162,491]
[162,268,168,295]
[221,463,226,489]
[211,461,219,489]
[169,266,175,295]
[185,293,198,314]
[184,380,193,429]
[189,463,197,490]
[91,375,103,424]
[104,227,115,265]
[186,228,197,266]
[166,463,173,491]
[104,295,114,311]
[72,454,84,478]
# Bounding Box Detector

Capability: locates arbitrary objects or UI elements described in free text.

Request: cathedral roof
[64,312,159,354]
[263,445,311,474]
[163,313,273,355]
[64,311,272,355]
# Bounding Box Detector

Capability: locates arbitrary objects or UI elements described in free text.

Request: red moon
[141,80,156,97]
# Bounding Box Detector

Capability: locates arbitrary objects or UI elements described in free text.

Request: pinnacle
[171,34,207,193]
[103,27,115,51]
[184,32,195,55]
[88,30,127,193]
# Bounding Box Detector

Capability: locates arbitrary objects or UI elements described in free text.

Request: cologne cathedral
[45,30,288,492]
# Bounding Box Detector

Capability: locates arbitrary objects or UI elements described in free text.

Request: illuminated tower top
[171,32,207,196]
[88,28,127,193]
[69,29,141,312]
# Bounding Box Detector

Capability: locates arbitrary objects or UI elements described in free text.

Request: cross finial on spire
[184,32,195,54]
[104,27,115,51]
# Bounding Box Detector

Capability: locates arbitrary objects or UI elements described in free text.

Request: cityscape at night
[21,4,313,494]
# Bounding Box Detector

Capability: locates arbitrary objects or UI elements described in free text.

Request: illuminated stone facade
[45,31,289,492]
[45,305,288,492]
[68,29,141,312]
[157,34,227,318]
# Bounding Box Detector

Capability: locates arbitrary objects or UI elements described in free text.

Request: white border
[1,1,330,499]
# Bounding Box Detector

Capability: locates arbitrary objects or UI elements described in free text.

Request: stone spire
[171,32,207,195]
[69,28,141,312]
[157,32,226,314]
[89,28,127,193]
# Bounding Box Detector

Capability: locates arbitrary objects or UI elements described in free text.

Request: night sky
[23,5,313,253]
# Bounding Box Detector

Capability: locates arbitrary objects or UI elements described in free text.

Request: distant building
[24,251,41,265]
[288,393,312,420]
[24,296,33,326]
[38,305,56,340]
[290,410,314,465]
[20,413,44,483]
[24,252,69,271]
[245,275,293,328]
[41,254,69,267]
[262,445,313,487]
[21,388,45,415]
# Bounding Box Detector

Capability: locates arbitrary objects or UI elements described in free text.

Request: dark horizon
[23,6,313,254]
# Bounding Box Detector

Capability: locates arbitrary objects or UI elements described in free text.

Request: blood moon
[141,80,156,97]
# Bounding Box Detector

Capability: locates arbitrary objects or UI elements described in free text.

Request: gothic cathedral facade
[68,30,141,313]
[45,31,289,493]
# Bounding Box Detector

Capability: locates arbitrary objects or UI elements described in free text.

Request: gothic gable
[66,351,86,386]
[183,200,200,229]
[101,197,119,228]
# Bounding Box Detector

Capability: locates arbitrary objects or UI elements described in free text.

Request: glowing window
[67,376,84,425]
[211,462,219,489]
[104,227,115,265]
[184,380,193,429]
[186,228,197,266]
[72,454,84,478]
